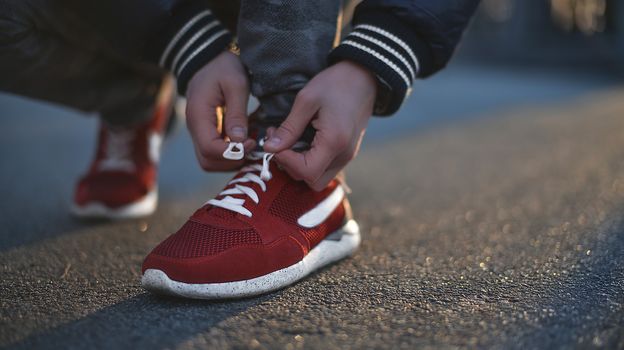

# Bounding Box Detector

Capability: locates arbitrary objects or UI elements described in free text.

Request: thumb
[264,90,318,152]
[222,80,250,142]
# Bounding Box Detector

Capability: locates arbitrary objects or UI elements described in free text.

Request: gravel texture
[1,79,623,350]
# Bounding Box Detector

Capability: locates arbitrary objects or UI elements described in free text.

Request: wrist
[327,11,427,116]
[335,60,377,96]
[187,50,234,93]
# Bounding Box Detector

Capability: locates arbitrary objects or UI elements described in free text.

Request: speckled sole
[141,219,361,299]
[71,189,157,220]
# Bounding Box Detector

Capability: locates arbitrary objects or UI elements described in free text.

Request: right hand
[186,51,256,171]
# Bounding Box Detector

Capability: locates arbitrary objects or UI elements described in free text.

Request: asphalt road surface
[1,65,623,349]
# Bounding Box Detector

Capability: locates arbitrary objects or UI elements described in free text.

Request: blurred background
[1,0,623,248]
[464,0,623,67]
[0,0,622,248]
[367,0,624,140]
[2,1,624,349]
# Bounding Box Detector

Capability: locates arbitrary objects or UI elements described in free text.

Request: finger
[274,134,335,186]
[306,145,353,191]
[186,99,230,160]
[194,139,256,171]
[193,142,243,171]
[242,138,257,153]
[222,79,250,142]
[224,138,258,156]
[192,141,256,172]
[264,89,319,153]
[265,126,276,140]
[198,159,244,171]
[273,150,305,181]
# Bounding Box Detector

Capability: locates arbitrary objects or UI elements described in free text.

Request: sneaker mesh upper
[153,221,261,258]
[269,181,344,248]
[209,207,237,219]
[301,202,346,247]
[269,181,318,225]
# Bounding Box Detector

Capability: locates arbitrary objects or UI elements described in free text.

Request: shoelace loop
[207,150,275,217]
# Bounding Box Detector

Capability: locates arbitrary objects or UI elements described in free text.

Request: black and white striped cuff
[151,3,232,95]
[329,13,432,115]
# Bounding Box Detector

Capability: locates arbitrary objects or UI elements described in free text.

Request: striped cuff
[329,12,432,116]
[150,2,232,95]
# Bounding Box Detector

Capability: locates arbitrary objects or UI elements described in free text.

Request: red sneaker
[141,152,360,299]
[72,76,175,219]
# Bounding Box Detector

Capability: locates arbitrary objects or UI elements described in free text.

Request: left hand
[185,51,256,172]
[262,60,377,191]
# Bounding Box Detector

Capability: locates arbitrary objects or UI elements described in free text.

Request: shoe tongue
[198,153,288,226]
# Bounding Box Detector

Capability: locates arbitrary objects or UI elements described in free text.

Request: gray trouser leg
[237,0,341,133]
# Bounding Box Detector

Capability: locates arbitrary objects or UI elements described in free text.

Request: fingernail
[230,126,246,138]
[267,137,281,147]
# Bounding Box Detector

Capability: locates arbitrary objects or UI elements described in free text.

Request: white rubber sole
[142,219,361,299]
[71,189,158,220]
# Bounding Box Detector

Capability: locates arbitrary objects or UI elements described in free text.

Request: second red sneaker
[72,76,175,219]
[141,152,360,299]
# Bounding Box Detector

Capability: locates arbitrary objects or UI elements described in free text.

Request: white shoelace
[207,151,275,217]
[99,128,136,171]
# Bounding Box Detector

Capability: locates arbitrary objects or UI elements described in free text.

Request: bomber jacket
[329,0,481,114]
[140,0,480,115]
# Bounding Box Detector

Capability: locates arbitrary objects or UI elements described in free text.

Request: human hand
[263,60,377,190]
[186,51,256,171]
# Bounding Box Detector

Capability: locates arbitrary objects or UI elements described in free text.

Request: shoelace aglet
[260,153,274,181]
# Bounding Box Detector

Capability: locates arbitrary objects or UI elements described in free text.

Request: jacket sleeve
[143,0,233,95]
[328,0,480,116]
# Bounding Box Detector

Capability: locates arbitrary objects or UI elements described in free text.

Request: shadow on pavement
[503,216,624,349]
[8,292,277,350]
[0,213,112,254]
